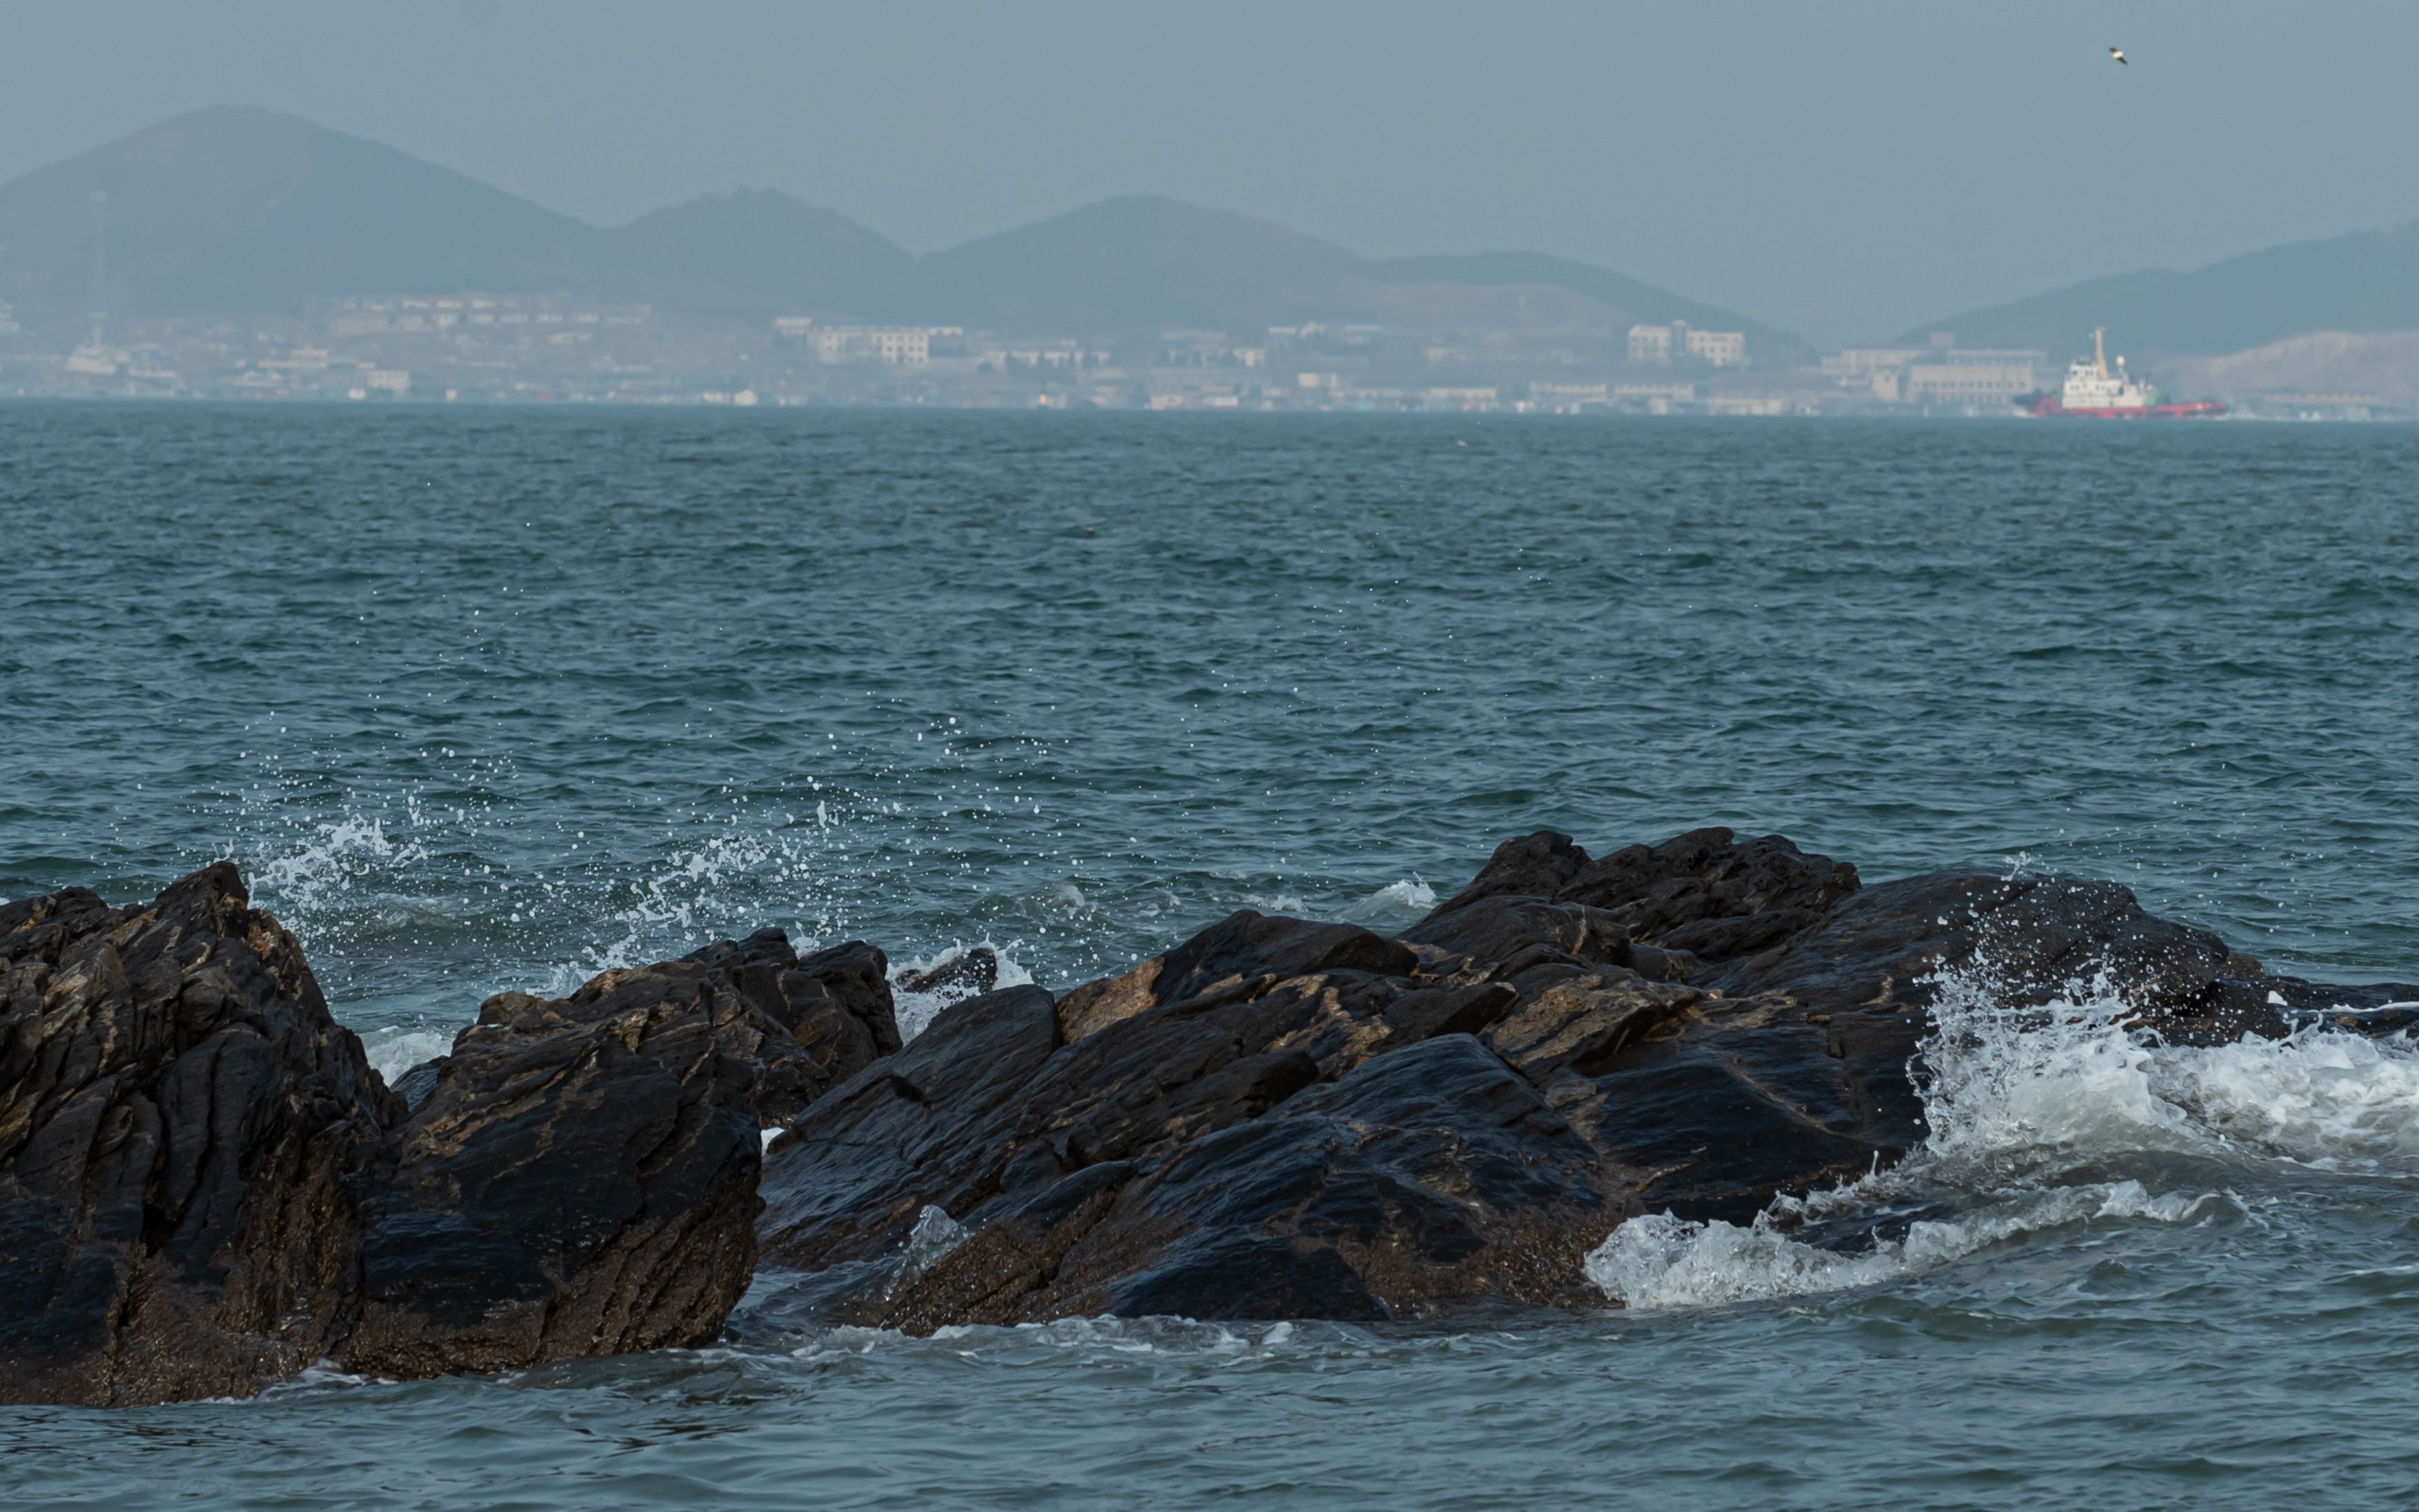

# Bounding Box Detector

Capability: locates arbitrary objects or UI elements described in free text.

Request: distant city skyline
[4,1,2418,346]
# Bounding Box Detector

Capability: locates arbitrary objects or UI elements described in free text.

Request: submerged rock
[759,827,2418,1330]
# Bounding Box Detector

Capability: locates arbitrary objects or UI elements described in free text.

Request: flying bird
[2109,46,2128,65]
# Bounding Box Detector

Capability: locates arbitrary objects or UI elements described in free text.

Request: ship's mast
[2093,326,2108,380]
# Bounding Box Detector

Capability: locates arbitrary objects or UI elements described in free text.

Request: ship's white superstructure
[2059,327,2155,409]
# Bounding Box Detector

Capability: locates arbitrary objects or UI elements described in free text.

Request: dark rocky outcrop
[14,828,2415,1398]
[341,979,767,1378]
[758,827,2417,1331]
[0,864,397,1406]
[341,926,896,1381]
[0,869,893,1404]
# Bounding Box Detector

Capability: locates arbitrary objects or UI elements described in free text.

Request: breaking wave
[890,942,1037,1041]
[361,1027,454,1085]
[1587,957,2419,1310]
[1344,876,1438,921]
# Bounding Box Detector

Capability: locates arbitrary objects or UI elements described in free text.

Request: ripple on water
[5,409,2419,1507]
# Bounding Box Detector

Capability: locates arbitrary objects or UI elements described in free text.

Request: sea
[3,404,2417,1509]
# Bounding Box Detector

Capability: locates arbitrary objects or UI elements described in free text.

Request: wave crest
[1587,955,2419,1310]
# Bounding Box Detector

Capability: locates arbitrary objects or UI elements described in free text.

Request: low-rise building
[1821,347,1927,381]
[1705,393,1788,415]
[805,325,963,366]
[1630,322,1746,367]
[1937,347,2046,370]
[1685,328,1746,366]
[1904,361,2035,406]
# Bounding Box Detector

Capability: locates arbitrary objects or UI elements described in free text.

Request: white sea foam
[361,1026,453,1085]
[791,1314,1340,1363]
[256,1359,389,1397]
[890,941,1036,1041]
[1344,877,1437,921]
[1590,1181,2218,1310]
[1587,955,2419,1310]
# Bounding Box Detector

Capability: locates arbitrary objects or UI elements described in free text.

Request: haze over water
[5,406,2419,1507]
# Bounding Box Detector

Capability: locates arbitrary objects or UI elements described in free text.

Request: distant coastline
[3,109,2417,420]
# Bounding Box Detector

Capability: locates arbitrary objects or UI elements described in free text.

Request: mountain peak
[1907,219,2419,357]
[0,108,1783,346]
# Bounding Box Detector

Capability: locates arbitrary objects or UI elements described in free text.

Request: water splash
[1587,954,2419,1310]
[1592,1182,2220,1311]
[360,1026,454,1085]
[1344,876,1437,921]
[890,942,1037,1041]
[890,1205,971,1295]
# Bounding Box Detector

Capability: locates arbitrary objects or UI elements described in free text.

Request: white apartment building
[1629,321,1745,367]
[805,325,963,366]
[1685,328,1746,366]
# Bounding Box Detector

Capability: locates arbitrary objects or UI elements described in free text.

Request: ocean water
[3,404,2417,1508]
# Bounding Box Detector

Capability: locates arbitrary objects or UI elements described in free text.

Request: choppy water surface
[3,406,2417,1508]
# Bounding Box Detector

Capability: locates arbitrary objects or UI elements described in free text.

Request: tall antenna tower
[88,190,108,337]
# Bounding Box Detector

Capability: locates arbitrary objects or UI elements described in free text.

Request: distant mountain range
[0,106,1792,351]
[1906,220,2419,360]
[11,108,2419,374]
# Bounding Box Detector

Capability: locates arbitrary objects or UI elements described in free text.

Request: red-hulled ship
[2018,328,2227,418]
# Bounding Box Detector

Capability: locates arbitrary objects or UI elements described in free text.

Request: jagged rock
[0,863,397,1406]
[0,873,861,1404]
[1055,911,1418,1042]
[1429,826,1858,963]
[757,826,2418,1328]
[391,1058,444,1112]
[337,971,770,1379]
[1559,827,1863,961]
[677,930,903,1115]
[759,984,1063,1277]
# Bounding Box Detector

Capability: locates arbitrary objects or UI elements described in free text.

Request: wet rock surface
[759,827,2418,1329]
[0,870,893,1404]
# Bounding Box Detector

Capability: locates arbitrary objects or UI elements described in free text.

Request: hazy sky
[6,0,2417,344]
